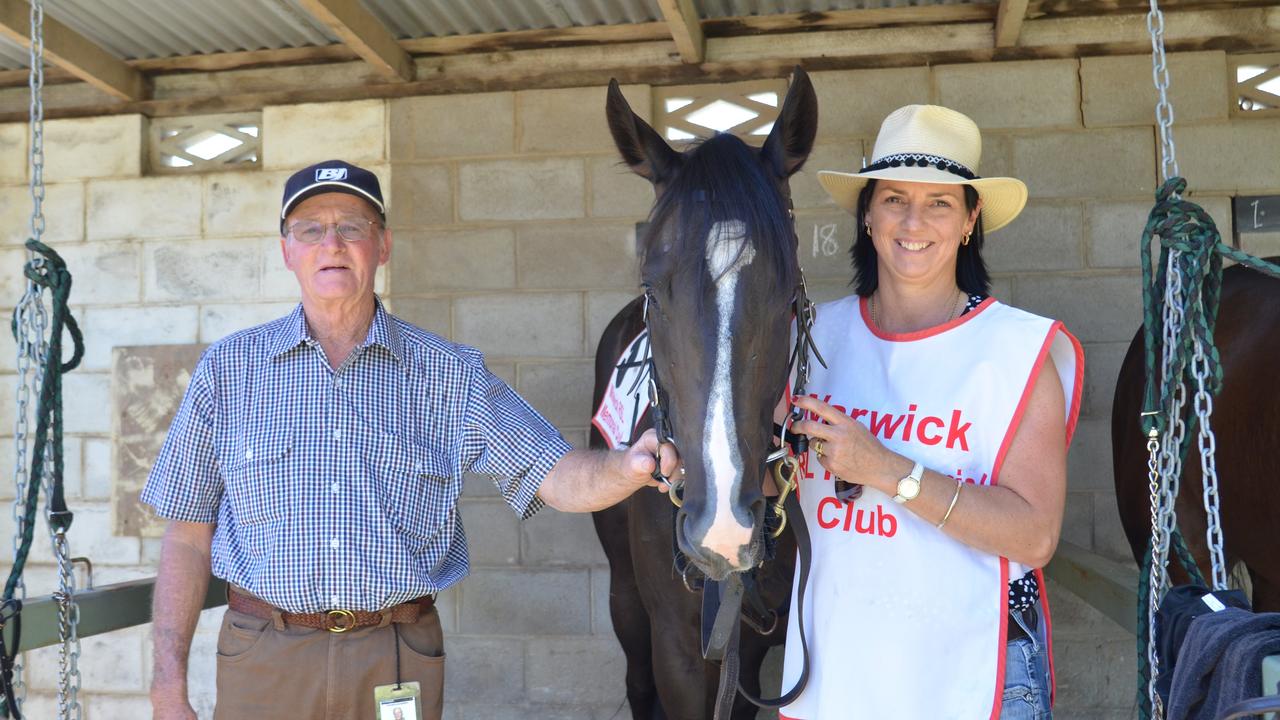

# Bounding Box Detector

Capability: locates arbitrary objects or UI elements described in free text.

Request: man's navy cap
[280,160,385,232]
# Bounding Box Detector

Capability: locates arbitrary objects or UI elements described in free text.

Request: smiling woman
[774,105,1085,720]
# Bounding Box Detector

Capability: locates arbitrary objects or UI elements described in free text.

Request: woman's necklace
[871,289,966,331]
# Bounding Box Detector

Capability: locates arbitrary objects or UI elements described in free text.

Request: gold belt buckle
[326,608,357,633]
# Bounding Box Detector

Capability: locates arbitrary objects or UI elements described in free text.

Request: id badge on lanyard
[374,681,421,719]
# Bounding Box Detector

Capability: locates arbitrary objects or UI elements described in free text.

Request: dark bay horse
[589,71,817,718]
[1111,259,1280,611]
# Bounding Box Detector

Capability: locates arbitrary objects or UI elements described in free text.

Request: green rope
[3,240,82,600]
[1134,178,1280,720]
[0,240,82,720]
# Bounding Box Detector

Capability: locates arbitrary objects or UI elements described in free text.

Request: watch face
[900,477,921,500]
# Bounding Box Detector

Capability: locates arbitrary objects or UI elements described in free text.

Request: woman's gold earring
[865,223,872,238]
[961,231,971,246]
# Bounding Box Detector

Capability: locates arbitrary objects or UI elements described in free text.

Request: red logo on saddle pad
[592,330,651,449]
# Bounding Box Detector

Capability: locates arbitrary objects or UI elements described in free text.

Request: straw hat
[817,105,1027,233]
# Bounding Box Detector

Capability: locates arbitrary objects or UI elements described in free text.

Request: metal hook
[71,556,93,590]
[770,456,799,539]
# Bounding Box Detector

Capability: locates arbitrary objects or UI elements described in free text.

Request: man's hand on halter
[624,428,682,491]
[538,428,681,512]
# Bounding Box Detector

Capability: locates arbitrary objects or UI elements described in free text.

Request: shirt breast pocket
[377,439,455,544]
[222,432,293,526]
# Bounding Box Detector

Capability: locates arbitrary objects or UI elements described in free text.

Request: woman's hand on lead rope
[790,395,908,494]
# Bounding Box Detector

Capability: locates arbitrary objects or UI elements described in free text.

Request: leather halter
[636,197,824,718]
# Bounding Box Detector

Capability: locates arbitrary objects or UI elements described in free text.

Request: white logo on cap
[316,168,348,181]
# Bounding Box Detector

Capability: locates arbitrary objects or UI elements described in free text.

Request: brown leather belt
[227,588,435,633]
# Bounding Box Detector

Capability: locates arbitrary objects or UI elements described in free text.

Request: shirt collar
[365,296,405,363]
[268,297,404,364]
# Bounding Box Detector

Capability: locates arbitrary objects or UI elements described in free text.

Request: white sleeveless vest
[779,295,1082,720]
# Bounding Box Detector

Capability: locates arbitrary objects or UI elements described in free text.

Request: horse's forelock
[642,134,797,297]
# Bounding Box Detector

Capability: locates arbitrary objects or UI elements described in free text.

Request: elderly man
[144,160,675,719]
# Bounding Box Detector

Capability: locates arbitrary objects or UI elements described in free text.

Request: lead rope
[1136,3,1280,718]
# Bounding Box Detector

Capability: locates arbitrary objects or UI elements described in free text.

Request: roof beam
[0,0,145,101]
[996,0,1031,47]
[657,0,706,64]
[295,0,414,82]
[704,4,995,35]
[4,5,1280,122]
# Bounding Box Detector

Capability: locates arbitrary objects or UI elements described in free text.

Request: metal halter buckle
[326,608,357,633]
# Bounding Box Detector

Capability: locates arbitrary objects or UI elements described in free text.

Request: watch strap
[892,461,924,503]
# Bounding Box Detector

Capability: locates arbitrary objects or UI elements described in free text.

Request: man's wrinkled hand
[623,428,680,490]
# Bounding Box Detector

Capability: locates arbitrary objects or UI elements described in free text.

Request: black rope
[391,623,402,690]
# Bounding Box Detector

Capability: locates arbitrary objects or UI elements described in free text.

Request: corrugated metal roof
[700,0,992,14]
[0,0,339,70]
[0,0,996,72]
[365,0,660,37]
[50,0,337,57]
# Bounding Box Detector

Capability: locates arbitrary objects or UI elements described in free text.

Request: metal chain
[49,533,82,720]
[9,2,84,718]
[1147,0,1179,183]
[31,0,82,712]
[1189,330,1228,590]
[27,3,44,246]
[7,292,41,717]
[1144,430,1164,716]
[5,0,49,713]
[1146,250,1189,720]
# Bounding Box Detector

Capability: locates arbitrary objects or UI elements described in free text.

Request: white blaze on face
[701,220,756,566]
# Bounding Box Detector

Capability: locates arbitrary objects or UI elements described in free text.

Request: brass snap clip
[326,608,357,633]
[770,455,799,539]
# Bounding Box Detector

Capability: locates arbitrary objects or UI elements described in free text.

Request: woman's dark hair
[850,179,991,297]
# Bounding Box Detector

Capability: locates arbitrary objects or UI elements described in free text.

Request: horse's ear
[606,79,680,183]
[762,67,818,178]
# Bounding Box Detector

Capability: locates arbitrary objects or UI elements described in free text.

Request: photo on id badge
[375,681,420,720]
[379,698,416,720]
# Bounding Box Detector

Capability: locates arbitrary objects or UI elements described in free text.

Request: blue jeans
[1001,610,1052,719]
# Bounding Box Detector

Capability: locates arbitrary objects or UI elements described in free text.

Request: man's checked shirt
[141,299,571,613]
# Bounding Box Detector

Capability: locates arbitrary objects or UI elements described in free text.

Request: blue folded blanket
[1166,607,1280,720]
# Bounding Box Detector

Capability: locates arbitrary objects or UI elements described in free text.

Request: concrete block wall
[694,53,1271,720]
[0,50,1276,718]
[383,84,649,719]
[0,107,392,719]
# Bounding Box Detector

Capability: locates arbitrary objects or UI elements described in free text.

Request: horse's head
[606,70,817,580]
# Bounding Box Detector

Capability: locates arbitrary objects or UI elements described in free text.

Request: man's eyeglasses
[287,218,382,244]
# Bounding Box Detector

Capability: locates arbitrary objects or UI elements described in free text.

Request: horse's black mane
[644,132,798,301]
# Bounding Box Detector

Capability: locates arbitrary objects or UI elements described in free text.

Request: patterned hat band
[862,153,977,181]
